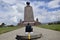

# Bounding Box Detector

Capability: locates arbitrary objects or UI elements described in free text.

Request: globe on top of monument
[26,2,30,6]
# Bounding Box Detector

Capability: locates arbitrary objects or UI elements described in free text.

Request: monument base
[23,21,35,26]
[18,21,41,26]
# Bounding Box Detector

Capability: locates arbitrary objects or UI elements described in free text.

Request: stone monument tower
[23,2,35,25]
[24,2,34,22]
[18,2,41,26]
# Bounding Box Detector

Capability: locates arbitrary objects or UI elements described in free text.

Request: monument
[18,2,41,26]
[16,2,42,40]
[24,2,34,22]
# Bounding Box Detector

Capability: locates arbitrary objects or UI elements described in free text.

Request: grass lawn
[0,26,21,34]
[37,24,60,31]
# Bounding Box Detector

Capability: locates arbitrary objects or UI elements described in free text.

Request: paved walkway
[0,27,60,40]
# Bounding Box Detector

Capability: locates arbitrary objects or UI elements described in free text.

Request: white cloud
[48,0,60,8]
[0,0,25,25]
[31,1,60,23]
[10,16,18,23]
[0,0,60,25]
[31,1,46,8]
[2,0,16,4]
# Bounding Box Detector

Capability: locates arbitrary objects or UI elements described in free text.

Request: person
[25,23,33,34]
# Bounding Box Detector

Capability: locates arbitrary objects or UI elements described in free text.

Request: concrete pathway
[0,27,60,40]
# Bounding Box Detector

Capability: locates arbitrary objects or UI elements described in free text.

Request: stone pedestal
[16,32,42,40]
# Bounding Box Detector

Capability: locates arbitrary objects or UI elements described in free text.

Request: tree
[0,23,5,27]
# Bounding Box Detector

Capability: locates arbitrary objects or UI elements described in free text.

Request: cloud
[0,0,60,25]
[10,16,18,23]
[2,0,16,4]
[48,0,60,8]
[30,1,60,23]
[0,0,24,25]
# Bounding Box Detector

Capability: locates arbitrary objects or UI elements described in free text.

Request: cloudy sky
[0,0,60,25]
